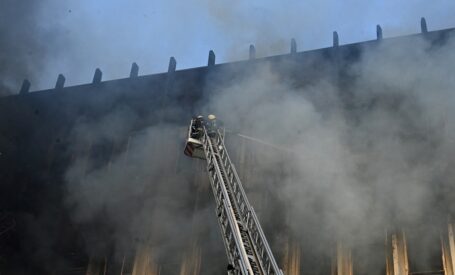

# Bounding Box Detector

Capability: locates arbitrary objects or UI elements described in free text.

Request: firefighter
[207,114,217,136]
[195,115,204,129]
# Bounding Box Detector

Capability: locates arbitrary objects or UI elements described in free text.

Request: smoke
[185,0,455,59]
[63,108,226,273]
[0,1,435,272]
[198,32,455,270]
[58,32,455,273]
[0,0,55,95]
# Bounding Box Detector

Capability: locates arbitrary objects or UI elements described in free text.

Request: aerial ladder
[184,115,283,275]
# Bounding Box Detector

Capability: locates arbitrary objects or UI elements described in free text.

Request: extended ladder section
[199,126,282,275]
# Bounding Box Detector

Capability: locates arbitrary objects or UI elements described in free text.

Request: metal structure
[184,116,283,275]
[442,223,455,275]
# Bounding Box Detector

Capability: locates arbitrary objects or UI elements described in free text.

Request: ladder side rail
[214,133,268,274]
[209,161,250,275]
[202,130,254,275]
[203,133,237,267]
[216,135,249,219]
[206,154,237,270]
[212,135,264,275]
[204,133,249,274]
[215,134,273,274]
[215,131,283,275]
[204,132,248,274]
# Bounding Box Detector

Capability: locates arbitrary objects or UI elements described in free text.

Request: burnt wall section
[0,27,454,274]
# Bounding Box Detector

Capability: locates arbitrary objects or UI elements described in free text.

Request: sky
[1,0,455,93]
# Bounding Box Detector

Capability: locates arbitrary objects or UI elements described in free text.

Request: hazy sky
[1,0,455,92]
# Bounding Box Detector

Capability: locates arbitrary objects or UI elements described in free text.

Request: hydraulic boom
[184,115,283,275]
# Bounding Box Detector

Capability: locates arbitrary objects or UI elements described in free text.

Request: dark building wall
[0,27,454,274]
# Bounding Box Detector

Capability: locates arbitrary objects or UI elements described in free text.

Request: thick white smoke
[60,30,455,273]
[199,32,455,270]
